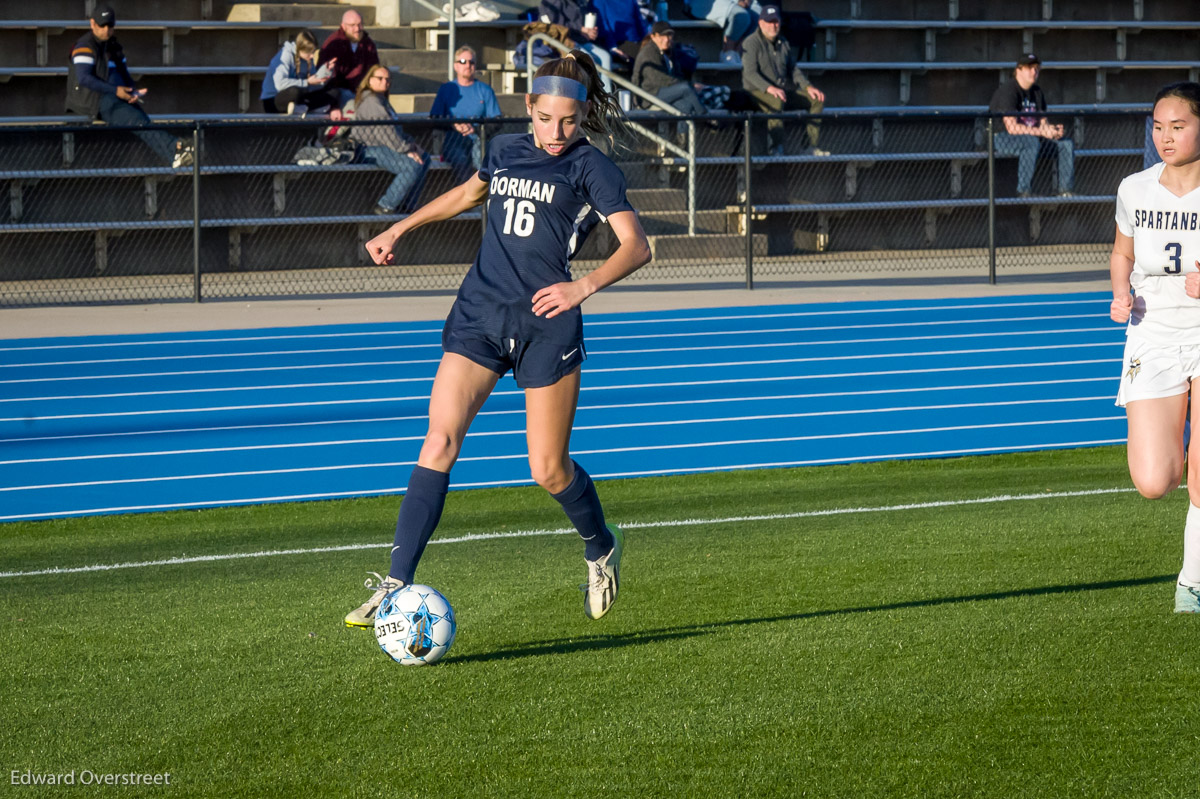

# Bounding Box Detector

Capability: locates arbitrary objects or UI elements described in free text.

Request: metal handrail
[524,32,696,235]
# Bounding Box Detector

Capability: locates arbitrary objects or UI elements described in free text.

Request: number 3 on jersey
[502,198,536,237]
[1165,241,1182,274]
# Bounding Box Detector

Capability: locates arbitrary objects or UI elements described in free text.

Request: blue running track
[0,291,1127,522]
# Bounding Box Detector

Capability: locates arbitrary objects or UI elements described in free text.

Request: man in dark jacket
[65,3,193,167]
[318,9,380,107]
[741,4,827,156]
[988,53,1074,197]
[633,22,706,115]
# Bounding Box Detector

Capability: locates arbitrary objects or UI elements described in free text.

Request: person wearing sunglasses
[351,65,430,215]
[65,3,194,168]
[429,46,502,184]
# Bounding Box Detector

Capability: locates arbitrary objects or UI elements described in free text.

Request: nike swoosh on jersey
[561,348,579,360]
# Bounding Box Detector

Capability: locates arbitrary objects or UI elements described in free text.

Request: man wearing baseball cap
[741,5,828,156]
[65,4,194,167]
[988,52,1075,197]
[632,21,707,116]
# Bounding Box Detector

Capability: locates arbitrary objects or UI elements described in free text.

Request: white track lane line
[0,344,1120,404]
[0,395,1114,466]
[0,361,1120,423]
[6,312,1110,370]
[0,415,1123,493]
[0,325,1121,384]
[0,375,1115,445]
[0,437,1127,521]
[0,297,1110,354]
[0,485,1136,578]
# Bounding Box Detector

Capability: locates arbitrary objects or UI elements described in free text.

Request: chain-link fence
[0,108,1147,306]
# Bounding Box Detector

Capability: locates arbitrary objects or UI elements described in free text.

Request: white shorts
[1115,336,1200,407]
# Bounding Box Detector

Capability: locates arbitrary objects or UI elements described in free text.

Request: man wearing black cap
[988,53,1074,197]
[65,4,193,167]
[741,4,827,156]
[632,22,707,116]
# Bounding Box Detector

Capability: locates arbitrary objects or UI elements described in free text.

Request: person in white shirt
[1110,81,1200,613]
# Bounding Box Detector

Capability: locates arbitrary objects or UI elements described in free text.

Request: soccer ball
[374,584,456,666]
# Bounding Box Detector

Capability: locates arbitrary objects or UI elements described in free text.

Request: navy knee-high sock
[389,465,450,584]
[550,461,613,561]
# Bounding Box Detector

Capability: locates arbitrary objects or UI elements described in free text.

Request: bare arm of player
[1187,264,1200,299]
[1110,226,1135,323]
[531,209,652,319]
[365,174,490,265]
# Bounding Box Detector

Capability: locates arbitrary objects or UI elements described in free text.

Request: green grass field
[2,446,1198,798]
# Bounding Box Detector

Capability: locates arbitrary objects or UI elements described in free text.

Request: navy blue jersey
[444,133,633,345]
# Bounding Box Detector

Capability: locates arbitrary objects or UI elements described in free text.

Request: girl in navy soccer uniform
[1111,82,1200,613]
[345,51,651,627]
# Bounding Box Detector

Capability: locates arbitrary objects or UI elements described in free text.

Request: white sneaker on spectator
[802,146,831,156]
[172,142,194,169]
[286,102,308,118]
[720,50,742,66]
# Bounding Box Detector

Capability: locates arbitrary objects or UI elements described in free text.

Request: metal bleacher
[0,0,1193,300]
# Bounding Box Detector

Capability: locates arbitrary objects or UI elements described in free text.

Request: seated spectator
[741,5,827,156]
[351,65,429,215]
[318,10,380,108]
[64,4,193,167]
[430,45,501,183]
[684,0,760,65]
[988,53,1075,197]
[539,0,615,91]
[261,30,340,115]
[633,22,706,116]
[592,0,651,66]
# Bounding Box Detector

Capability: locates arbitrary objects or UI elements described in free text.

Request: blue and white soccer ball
[374,584,456,666]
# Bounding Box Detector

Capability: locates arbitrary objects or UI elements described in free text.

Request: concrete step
[648,233,765,260]
[227,3,377,24]
[378,48,450,71]
[627,187,687,211]
[313,27,420,48]
[636,209,731,236]
[390,91,527,116]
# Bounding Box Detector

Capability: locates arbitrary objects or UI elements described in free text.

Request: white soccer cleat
[1175,582,1200,614]
[345,572,405,629]
[582,526,623,620]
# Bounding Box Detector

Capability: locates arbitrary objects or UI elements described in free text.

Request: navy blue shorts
[443,328,586,389]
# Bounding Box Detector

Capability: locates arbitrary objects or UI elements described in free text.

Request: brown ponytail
[531,50,627,149]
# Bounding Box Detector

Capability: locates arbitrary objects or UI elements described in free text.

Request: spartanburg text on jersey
[444,133,634,345]
[1116,162,1200,345]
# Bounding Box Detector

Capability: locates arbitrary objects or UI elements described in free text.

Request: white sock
[1181,503,1200,587]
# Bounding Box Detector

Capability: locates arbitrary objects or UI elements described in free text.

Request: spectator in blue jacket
[592,0,650,66]
[538,0,614,90]
[261,30,341,115]
[430,45,502,183]
[64,4,193,167]
[684,0,760,65]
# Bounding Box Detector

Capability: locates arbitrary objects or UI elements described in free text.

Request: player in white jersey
[1110,82,1200,613]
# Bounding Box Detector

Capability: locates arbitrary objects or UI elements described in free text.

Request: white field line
[0,344,1121,405]
[0,395,1114,466]
[0,326,1121,385]
[0,375,1115,446]
[0,415,1124,493]
[0,484,1135,578]
[0,360,1120,424]
[0,297,1108,353]
[3,314,1111,372]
